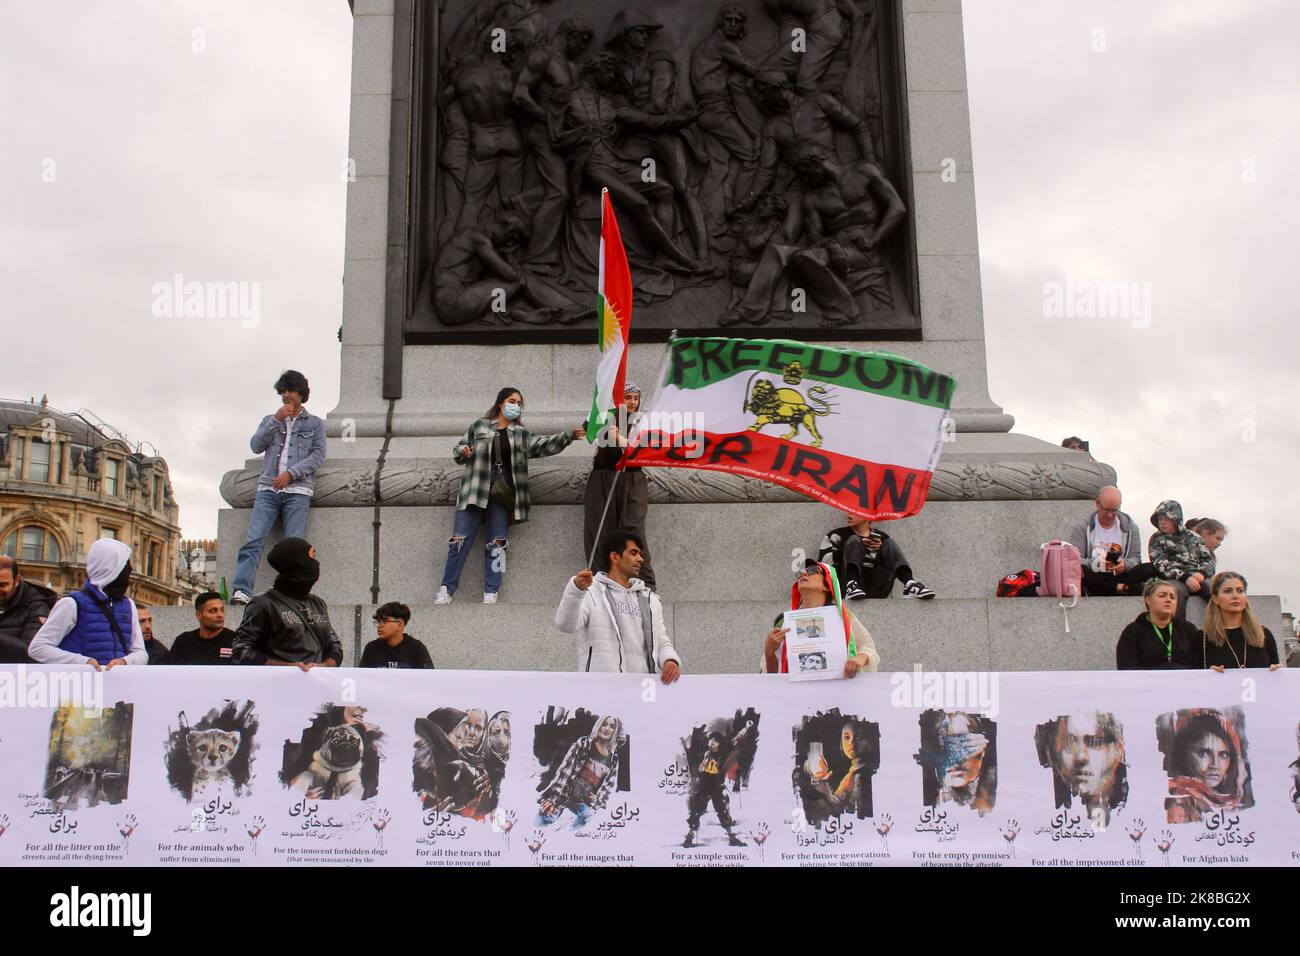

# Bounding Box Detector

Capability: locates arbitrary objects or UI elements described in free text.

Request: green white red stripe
[623,337,956,519]
[587,190,632,443]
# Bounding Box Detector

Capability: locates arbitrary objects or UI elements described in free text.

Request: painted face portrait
[940,715,988,789]
[464,708,487,751]
[596,716,619,742]
[1159,708,1252,824]
[841,724,857,761]
[1188,732,1233,790]
[1051,715,1123,799]
[487,713,511,759]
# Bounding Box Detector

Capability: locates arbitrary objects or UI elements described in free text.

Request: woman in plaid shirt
[435,388,583,605]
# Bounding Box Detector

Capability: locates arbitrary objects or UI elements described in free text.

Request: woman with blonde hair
[1115,578,1200,669]
[1200,572,1282,670]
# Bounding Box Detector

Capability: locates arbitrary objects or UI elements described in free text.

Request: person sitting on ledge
[1068,485,1158,596]
[763,559,878,676]
[232,537,341,670]
[1198,571,1283,671]
[817,511,935,601]
[1185,517,1226,571]
[360,602,434,669]
[1116,579,1199,669]
[1148,500,1215,619]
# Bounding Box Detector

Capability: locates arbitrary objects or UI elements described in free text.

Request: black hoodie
[0,579,57,663]
[1116,611,1200,670]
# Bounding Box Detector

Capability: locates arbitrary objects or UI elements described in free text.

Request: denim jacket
[251,410,327,494]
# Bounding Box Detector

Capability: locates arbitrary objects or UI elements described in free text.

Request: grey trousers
[583,467,655,589]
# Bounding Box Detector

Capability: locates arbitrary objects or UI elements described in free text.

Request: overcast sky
[2,1,1296,611]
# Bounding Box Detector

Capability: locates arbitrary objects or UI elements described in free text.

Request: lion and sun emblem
[742,362,837,447]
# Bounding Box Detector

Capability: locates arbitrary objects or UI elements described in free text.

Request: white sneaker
[434,586,453,606]
[483,592,499,605]
[230,590,252,606]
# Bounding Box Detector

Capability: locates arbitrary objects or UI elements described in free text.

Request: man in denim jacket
[231,371,327,604]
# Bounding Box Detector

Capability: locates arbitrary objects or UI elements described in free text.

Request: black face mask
[268,538,320,599]
[104,562,132,601]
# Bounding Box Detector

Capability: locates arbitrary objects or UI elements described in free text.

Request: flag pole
[584,331,677,571]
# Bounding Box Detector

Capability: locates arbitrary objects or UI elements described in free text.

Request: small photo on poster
[44,702,133,811]
[915,710,997,816]
[782,606,847,681]
[164,701,259,802]
[280,705,384,801]
[793,709,880,826]
[1155,707,1253,824]
[413,707,511,819]
[1034,712,1128,829]
[680,708,761,848]
[533,707,629,829]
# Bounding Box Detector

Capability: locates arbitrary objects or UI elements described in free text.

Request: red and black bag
[996,569,1040,597]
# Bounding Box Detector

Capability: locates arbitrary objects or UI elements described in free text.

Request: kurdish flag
[587,189,632,442]
[622,337,956,519]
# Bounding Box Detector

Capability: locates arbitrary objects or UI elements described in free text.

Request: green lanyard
[1151,621,1174,661]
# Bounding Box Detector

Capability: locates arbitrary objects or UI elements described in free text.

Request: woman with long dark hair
[1165,710,1249,823]
[435,388,582,605]
[1199,571,1282,670]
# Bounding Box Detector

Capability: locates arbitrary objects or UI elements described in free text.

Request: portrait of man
[1034,712,1128,829]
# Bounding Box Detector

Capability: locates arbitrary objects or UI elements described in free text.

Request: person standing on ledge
[168,591,236,665]
[231,371,327,606]
[360,602,434,669]
[232,538,341,669]
[435,387,583,606]
[556,529,681,681]
[583,383,655,590]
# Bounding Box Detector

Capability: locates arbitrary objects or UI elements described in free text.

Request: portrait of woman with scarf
[1160,708,1253,824]
[231,537,343,668]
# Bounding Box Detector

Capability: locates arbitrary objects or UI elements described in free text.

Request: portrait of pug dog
[291,724,366,800]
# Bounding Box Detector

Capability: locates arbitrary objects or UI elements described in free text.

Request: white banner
[0,667,1296,868]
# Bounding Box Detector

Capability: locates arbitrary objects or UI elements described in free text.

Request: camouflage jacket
[1148,499,1215,581]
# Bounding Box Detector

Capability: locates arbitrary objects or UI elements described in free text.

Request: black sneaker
[727,833,747,847]
[843,580,868,601]
[682,830,698,848]
[903,580,936,600]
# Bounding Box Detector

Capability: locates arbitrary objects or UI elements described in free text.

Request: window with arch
[2,527,61,563]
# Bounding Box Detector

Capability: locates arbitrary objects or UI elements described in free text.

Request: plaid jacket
[453,419,575,522]
[541,736,618,811]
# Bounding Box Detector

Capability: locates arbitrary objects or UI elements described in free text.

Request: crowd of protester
[0,375,1288,677]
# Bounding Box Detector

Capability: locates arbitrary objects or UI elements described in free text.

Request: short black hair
[374,601,411,624]
[274,369,310,403]
[0,555,18,580]
[194,590,222,611]
[599,528,645,570]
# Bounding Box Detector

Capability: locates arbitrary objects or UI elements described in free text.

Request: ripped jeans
[440,499,510,596]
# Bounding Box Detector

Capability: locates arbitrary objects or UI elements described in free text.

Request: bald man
[1068,486,1158,596]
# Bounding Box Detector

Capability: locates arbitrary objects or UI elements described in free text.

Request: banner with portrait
[0,667,1295,867]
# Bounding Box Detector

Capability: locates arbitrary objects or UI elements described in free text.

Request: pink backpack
[1039,540,1082,632]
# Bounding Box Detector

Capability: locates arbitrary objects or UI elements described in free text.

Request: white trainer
[434,586,453,606]
[483,592,499,605]
[230,590,252,606]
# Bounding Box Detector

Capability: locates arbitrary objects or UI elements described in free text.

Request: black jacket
[1116,612,1200,670]
[0,580,57,663]
[232,589,343,665]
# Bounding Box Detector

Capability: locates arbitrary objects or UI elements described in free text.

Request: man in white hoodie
[556,529,681,681]
[29,539,147,669]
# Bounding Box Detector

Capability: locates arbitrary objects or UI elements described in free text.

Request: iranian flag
[587,189,632,443]
[622,337,955,519]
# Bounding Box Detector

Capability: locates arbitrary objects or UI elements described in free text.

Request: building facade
[0,397,198,606]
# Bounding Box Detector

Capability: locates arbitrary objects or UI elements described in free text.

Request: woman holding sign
[763,559,879,676]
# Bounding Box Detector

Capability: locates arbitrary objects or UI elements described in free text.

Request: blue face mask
[502,402,521,421]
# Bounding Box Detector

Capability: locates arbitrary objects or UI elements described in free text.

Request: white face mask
[502,402,521,421]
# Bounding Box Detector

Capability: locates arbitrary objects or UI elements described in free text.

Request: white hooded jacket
[555,573,680,674]
[29,539,147,666]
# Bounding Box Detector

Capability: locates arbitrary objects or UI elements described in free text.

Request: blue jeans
[440,500,510,595]
[536,802,595,829]
[233,489,311,594]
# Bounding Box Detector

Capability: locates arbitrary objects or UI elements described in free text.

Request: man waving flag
[587,189,632,442]
[623,337,956,520]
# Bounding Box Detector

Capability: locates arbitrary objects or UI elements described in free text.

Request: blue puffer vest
[63,585,134,665]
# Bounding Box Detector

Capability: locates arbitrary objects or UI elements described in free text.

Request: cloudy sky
[3,1,1296,610]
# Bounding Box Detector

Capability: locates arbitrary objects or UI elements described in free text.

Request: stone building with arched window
[0,397,199,606]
